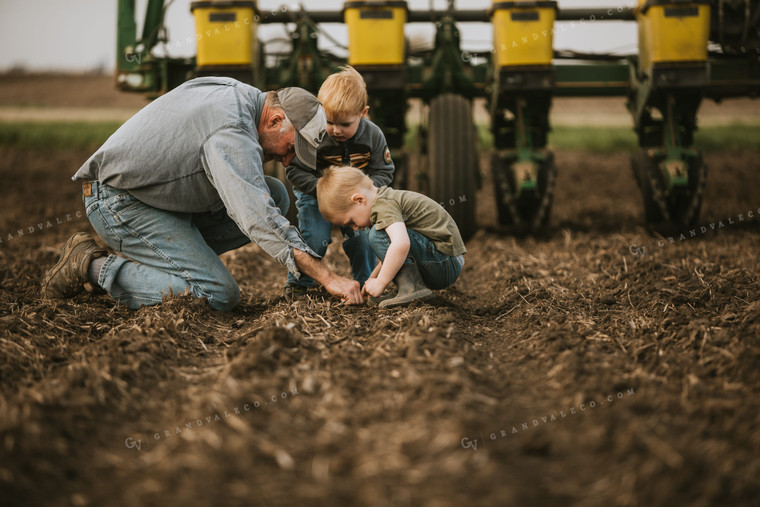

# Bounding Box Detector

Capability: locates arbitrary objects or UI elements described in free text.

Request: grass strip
[1,121,757,153]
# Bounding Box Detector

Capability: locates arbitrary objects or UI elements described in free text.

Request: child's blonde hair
[317,165,374,222]
[317,66,368,116]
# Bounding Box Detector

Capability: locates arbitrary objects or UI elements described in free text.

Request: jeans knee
[367,227,389,258]
[367,226,383,247]
[206,279,240,312]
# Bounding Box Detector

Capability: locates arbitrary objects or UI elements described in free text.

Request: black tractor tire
[632,148,666,225]
[492,151,555,231]
[427,94,479,242]
[632,149,706,231]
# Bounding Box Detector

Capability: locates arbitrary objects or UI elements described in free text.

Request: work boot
[41,232,108,299]
[379,262,432,308]
[367,288,397,306]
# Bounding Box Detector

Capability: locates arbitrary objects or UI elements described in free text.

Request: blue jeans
[84,177,289,311]
[367,226,462,290]
[286,190,376,288]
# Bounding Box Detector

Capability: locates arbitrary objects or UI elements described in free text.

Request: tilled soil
[1,145,759,506]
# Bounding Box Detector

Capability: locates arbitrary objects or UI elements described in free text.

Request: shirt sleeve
[370,195,405,231]
[201,125,319,278]
[285,157,319,197]
[366,123,395,188]
[285,157,320,197]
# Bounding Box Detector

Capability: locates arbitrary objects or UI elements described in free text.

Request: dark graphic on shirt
[318,144,371,170]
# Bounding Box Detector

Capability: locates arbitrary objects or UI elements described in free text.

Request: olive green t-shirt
[370,186,466,257]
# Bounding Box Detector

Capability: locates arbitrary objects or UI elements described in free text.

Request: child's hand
[362,278,387,298]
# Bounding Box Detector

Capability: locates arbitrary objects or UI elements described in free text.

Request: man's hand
[362,278,387,298]
[292,248,365,304]
[324,274,364,304]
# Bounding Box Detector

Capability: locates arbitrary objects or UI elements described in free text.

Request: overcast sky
[0,0,637,72]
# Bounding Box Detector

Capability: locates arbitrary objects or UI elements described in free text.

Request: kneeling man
[42,77,364,310]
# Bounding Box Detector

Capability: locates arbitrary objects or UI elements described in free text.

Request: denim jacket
[73,77,316,277]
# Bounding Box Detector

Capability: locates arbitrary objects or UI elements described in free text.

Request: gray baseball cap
[276,87,326,169]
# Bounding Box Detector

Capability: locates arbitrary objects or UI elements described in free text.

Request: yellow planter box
[344,1,407,66]
[191,1,258,67]
[490,1,557,67]
[636,0,710,70]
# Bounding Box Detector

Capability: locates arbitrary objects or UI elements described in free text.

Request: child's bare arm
[363,222,409,297]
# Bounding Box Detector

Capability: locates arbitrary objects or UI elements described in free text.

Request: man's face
[325,106,369,142]
[333,199,372,231]
[260,113,296,166]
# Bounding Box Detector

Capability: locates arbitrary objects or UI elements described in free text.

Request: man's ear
[269,111,285,130]
[351,193,367,205]
[361,105,370,118]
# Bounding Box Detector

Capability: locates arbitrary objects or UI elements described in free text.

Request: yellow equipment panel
[490,1,557,67]
[637,0,710,72]
[191,1,258,67]
[344,1,408,66]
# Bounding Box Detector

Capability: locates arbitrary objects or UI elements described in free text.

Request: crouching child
[317,166,466,307]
